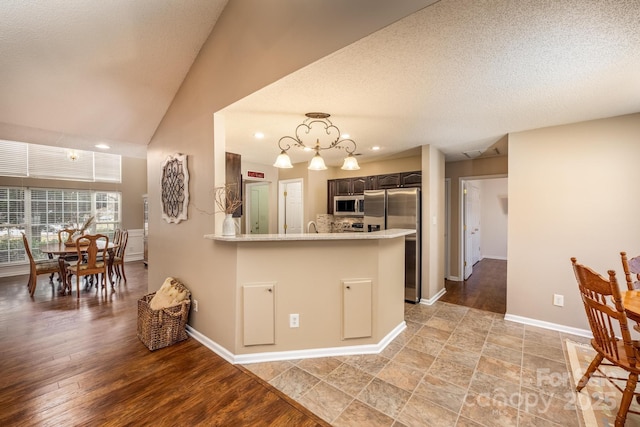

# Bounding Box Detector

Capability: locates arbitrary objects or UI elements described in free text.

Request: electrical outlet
[553,294,564,307]
[193,299,198,312]
[289,313,299,328]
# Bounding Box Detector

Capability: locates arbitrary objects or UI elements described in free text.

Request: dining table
[622,290,640,324]
[40,241,119,295]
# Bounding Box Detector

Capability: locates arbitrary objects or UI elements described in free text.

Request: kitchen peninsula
[203,229,414,363]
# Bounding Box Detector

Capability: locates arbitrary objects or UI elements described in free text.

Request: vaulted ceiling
[1,1,639,164]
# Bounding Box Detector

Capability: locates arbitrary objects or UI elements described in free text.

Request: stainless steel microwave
[334,195,364,216]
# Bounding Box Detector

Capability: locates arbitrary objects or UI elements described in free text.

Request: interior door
[278,179,303,234]
[463,182,480,279]
[247,182,269,234]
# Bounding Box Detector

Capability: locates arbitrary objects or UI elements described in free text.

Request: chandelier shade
[274,113,360,171]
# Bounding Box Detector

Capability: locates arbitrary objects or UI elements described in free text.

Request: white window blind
[0,140,28,177]
[0,140,121,183]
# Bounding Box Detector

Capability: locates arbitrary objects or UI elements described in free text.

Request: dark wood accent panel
[0,263,329,427]
[327,180,336,214]
[225,152,242,217]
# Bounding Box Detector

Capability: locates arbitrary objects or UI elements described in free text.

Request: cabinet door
[342,279,372,339]
[401,171,422,188]
[335,179,352,196]
[365,175,378,190]
[351,177,367,195]
[327,180,336,214]
[377,173,401,189]
[243,283,275,346]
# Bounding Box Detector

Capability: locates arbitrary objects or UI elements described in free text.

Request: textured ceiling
[1,1,639,164]
[0,0,227,158]
[223,0,640,165]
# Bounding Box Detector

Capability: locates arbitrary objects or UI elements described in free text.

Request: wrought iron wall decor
[161,153,189,224]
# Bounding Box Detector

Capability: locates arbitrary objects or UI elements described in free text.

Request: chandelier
[273,112,360,171]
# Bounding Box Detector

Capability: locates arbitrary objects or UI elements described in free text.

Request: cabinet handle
[268,288,273,293]
[346,286,351,290]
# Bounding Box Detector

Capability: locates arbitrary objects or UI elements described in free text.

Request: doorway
[278,179,303,234]
[448,176,508,313]
[246,182,270,234]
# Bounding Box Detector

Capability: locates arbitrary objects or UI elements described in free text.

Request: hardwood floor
[440,258,507,314]
[0,262,329,426]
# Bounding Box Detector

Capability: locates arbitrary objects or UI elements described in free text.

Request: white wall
[479,178,508,260]
[508,113,640,330]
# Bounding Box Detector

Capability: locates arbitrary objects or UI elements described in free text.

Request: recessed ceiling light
[95,144,110,149]
[254,132,265,139]
[371,146,381,151]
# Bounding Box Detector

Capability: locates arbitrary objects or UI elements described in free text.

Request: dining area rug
[565,339,640,426]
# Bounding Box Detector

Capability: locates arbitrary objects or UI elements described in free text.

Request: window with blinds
[0,140,121,183]
[0,187,121,264]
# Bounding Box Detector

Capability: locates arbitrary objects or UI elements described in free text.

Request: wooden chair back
[75,234,109,272]
[116,229,128,258]
[58,228,78,244]
[621,252,640,291]
[571,257,637,367]
[22,232,60,296]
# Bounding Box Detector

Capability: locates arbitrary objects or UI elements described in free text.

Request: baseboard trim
[186,321,407,365]
[419,288,446,305]
[504,313,592,338]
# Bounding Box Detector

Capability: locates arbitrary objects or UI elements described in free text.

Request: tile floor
[243,302,591,427]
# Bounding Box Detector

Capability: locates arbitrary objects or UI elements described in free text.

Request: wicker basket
[137,281,191,351]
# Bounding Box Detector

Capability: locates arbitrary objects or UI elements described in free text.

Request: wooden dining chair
[21,232,62,297]
[66,234,109,299]
[621,252,640,290]
[571,257,640,427]
[57,228,78,246]
[110,229,128,283]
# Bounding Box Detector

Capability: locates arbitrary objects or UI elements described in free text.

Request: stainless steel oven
[333,195,364,216]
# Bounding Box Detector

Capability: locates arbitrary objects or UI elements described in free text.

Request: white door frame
[278,178,304,234]
[245,182,270,234]
[458,174,507,281]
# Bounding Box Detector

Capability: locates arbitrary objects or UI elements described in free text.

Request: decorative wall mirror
[161,153,189,224]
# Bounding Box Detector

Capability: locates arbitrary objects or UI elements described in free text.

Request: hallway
[440,258,507,314]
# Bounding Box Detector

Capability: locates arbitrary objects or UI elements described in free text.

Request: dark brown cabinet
[377,171,422,189]
[327,171,421,213]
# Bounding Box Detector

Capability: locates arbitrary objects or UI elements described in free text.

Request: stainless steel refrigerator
[363,188,421,302]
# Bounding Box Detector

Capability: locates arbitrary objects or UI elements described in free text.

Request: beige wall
[0,156,146,230]
[445,155,508,278]
[508,113,640,330]
[146,1,435,353]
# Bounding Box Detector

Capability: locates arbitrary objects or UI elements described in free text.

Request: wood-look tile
[358,377,412,419]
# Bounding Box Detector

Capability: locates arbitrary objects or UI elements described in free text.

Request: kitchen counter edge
[204,229,416,242]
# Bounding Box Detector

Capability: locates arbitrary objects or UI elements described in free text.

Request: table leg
[58,257,70,295]
[107,249,116,288]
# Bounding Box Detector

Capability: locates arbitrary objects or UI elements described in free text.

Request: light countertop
[205,229,415,242]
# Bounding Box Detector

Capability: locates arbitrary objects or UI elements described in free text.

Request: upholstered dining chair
[22,232,62,297]
[66,234,109,299]
[110,229,128,283]
[571,257,640,427]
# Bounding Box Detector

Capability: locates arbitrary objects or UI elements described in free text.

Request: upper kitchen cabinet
[377,171,422,189]
[334,177,372,196]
